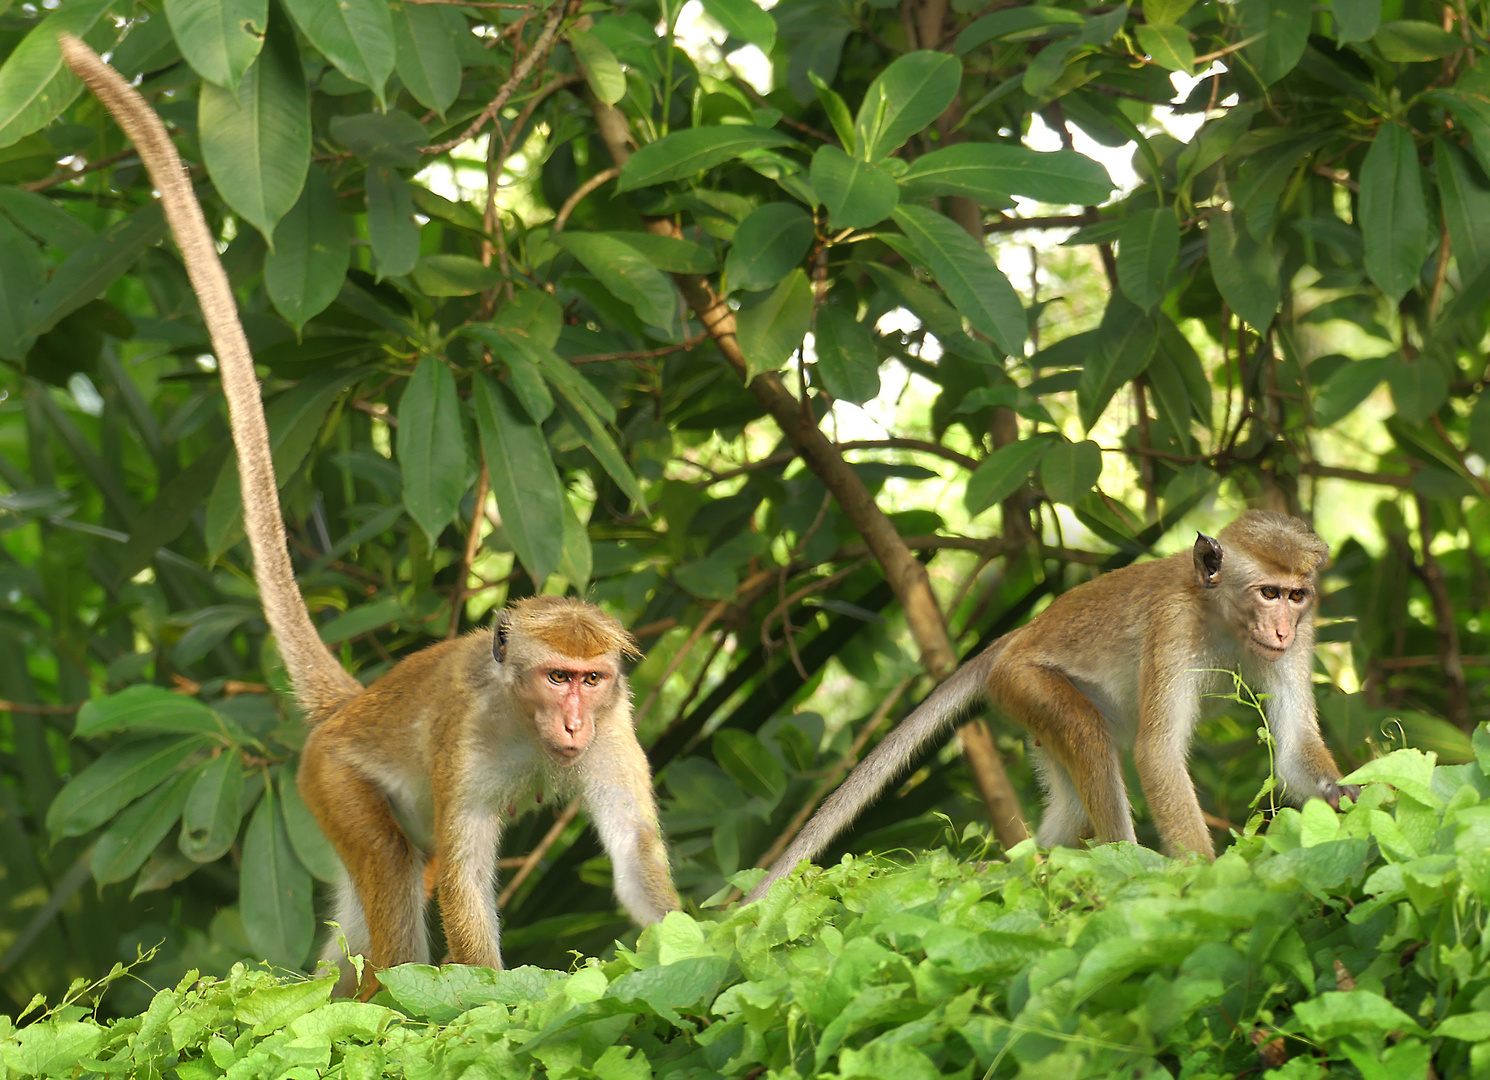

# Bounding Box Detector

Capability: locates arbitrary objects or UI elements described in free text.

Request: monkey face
[1245,582,1311,661]
[526,659,619,763]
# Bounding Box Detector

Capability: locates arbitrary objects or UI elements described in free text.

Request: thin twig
[571,331,707,364]
[986,213,1091,235]
[552,166,620,232]
[23,146,138,191]
[496,800,580,908]
[0,698,83,714]
[422,0,569,155]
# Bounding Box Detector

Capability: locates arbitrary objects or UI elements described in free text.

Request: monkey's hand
[1322,781,1361,811]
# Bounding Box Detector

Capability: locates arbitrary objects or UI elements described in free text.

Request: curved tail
[744,644,1003,903]
[60,36,361,716]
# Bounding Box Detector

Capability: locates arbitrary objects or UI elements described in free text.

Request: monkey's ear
[1193,532,1223,588]
[492,612,512,663]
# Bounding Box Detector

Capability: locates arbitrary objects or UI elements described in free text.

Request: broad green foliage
[14,748,1490,1077]
[1,0,1488,1023]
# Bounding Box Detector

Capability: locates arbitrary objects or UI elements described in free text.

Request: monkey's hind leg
[1028,745,1093,848]
[994,665,1137,847]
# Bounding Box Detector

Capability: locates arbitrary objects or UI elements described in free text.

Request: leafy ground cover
[6,742,1490,1080]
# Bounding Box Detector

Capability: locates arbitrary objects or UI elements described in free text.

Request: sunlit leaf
[165,0,267,88]
[1360,122,1431,303]
[735,268,813,380]
[725,202,814,291]
[892,204,1025,356]
[810,146,897,230]
[283,0,396,104]
[899,143,1112,205]
[854,51,961,161]
[617,126,795,191]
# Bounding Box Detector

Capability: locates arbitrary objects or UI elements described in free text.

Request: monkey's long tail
[59,35,362,717]
[744,644,1004,903]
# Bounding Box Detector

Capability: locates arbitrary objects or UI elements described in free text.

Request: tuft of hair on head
[1219,510,1329,578]
[507,595,642,661]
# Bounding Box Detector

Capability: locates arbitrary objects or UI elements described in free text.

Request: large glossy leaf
[810,146,897,230]
[1040,440,1103,506]
[1374,20,1461,61]
[0,0,115,149]
[1313,355,1390,426]
[265,166,349,331]
[397,355,469,544]
[411,254,503,296]
[1436,141,1490,282]
[27,204,166,336]
[366,166,420,280]
[892,204,1025,356]
[1077,295,1158,430]
[200,5,311,241]
[466,325,554,423]
[713,730,785,800]
[393,2,462,116]
[1387,358,1449,424]
[854,51,961,161]
[74,685,229,739]
[701,0,776,52]
[0,214,42,358]
[1360,123,1431,303]
[165,0,267,89]
[1207,208,1279,332]
[900,143,1112,205]
[605,232,717,274]
[814,306,880,404]
[472,373,566,586]
[241,785,315,968]
[1237,0,1309,85]
[955,6,1084,54]
[735,268,813,380]
[569,29,626,106]
[1117,208,1179,311]
[92,765,201,885]
[1136,24,1193,73]
[965,439,1050,516]
[557,233,677,327]
[180,750,245,863]
[1331,0,1380,42]
[283,0,396,104]
[281,769,340,883]
[616,126,795,191]
[46,735,210,841]
[725,202,814,291]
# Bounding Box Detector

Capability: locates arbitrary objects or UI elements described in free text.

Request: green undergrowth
[10,742,1490,1080]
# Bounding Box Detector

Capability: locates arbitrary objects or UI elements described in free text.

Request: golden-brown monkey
[747,511,1355,901]
[59,37,679,997]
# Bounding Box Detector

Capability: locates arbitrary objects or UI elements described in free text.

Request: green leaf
[1360,123,1431,303]
[472,373,566,585]
[900,143,1112,206]
[397,355,469,544]
[810,146,897,230]
[1341,748,1441,807]
[466,326,553,422]
[559,500,592,592]
[955,6,1084,54]
[1136,23,1193,73]
[318,595,404,645]
[92,765,200,885]
[410,254,502,296]
[46,735,209,841]
[892,203,1025,356]
[392,1,462,115]
[725,202,814,291]
[378,965,562,1023]
[1237,0,1310,85]
[200,4,311,242]
[165,0,267,88]
[700,0,775,52]
[180,750,245,863]
[809,71,855,153]
[965,439,1050,516]
[329,111,426,167]
[1373,20,1462,61]
[601,232,717,274]
[366,166,420,280]
[1207,208,1279,332]
[283,0,396,104]
[1144,0,1195,28]
[1293,991,1425,1040]
[27,204,167,336]
[0,215,41,358]
[569,28,625,106]
[0,187,95,252]
[1387,358,1449,424]
[240,785,315,968]
[616,126,795,192]
[0,0,115,150]
[713,730,785,800]
[556,233,677,327]
[1313,355,1389,426]
[735,268,813,380]
[814,306,880,404]
[854,50,961,161]
[1435,141,1490,282]
[281,768,340,883]
[1040,440,1102,505]
[548,388,647,509]
[265,166,349,331]
[1117,208,1179,311]
[493,289,563,348]
[1078,294,1158,430]
[1331,0,1380,43]
[234,975,335,1033]
[74,685,229,739]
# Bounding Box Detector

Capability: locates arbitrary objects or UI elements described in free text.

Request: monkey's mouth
[549,745,585,765]
[1250,638,1287,659]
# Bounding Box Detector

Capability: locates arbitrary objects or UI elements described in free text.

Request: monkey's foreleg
[992,665,1138,847]
[433,806,504,970]
[582,730,680,924]
[1262,666,1359,810]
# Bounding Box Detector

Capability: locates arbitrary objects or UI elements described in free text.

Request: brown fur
[61,39,679,999]
[747,510,1353,902]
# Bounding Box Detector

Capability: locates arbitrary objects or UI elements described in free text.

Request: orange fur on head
[1218,510,1329,579]
[508,596,642,660]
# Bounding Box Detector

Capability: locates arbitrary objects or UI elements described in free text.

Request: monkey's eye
[583,672,602,687]
[548,671,570,685]
[1288,589,1307,603]
[1261,586,1280,600]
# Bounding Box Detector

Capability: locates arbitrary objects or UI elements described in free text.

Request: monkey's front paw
[1322,782,1361,810]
